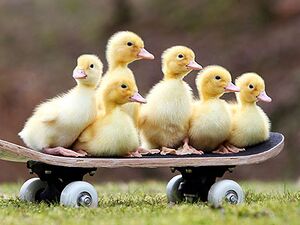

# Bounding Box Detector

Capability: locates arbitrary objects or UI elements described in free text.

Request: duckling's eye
[90,64,94,68]
[249,84,254,89]
[215,75,221,80]
[127,42,133,46]
[177,54,184,59]
[121,84,128,89]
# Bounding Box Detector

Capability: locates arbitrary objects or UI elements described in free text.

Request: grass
[0,181,299,225]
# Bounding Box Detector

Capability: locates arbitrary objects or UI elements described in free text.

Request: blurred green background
[0,0,299,182]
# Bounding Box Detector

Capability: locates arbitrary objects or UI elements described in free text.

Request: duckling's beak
[257,91,272,103]
[187,60,203,70]
[225,82,240,92]
[137,48,155,60]
[130,92,147,104]
[73,68,87,79]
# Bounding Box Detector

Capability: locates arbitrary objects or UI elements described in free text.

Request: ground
[0,181,299,225]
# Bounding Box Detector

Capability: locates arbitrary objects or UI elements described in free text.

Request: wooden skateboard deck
[0,132,284,168]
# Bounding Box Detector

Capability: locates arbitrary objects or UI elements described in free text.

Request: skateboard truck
[26,161,97,203]
[169,166,234,202]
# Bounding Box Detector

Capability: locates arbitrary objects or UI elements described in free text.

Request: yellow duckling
[73,75,146,157]
[188,65,240,154]
[19,54,103,157]
[228,72,271,148]
[139,46,202,155]
[97,31,154,124]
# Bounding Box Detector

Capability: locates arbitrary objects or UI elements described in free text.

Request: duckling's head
[196,65,240,99]
[106,31,154,68]
[235,72,272,104]
[162,46,202,79]
[102,76,146,107]
[73,54,103,87]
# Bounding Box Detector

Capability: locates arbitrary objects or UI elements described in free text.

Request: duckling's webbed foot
[212,144,245,154]
[224,143,245,153]
[135,147,160,156]
[42,147,87,157]
[160,147,177,155]
[212,145,230,154]
[75,149,89,156]
[176,138,204,155]
[127,151,143,158]
[177,145,204,155]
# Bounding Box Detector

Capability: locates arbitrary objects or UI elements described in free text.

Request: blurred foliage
[0,0,299,181]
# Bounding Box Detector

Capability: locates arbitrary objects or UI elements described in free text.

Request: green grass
[0,181,299,225]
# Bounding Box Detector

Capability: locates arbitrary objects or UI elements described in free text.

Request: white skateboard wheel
[19,178,47,202]
[166,175,184,203]
[60,181,98,208]
[208,179,244,208]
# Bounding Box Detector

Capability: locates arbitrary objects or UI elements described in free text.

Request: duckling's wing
[77,126,95,143]
[138,114,147,129]
[39,109,58,123]
[34,102,59,123]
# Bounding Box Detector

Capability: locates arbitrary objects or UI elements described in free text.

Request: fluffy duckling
[19,55,103,157]
[188,65,240,154]
[98,31,154,124]
[138,46,202,155]
[228,72,271,148]
[73,75,146,157]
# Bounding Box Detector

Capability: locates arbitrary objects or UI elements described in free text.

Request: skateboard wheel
[166,175,184,203]
[19,178,47,202]
[60,181,98,208]
[208,179,244,208]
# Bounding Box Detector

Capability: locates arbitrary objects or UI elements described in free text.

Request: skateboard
[0,132,284,208]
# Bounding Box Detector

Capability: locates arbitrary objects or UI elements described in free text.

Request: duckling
[138,46,202,155]
[19,54,103,157]
[228,72,271,148]
[73,75,146,157]
[97,31,154,125]
[188,65,240,154]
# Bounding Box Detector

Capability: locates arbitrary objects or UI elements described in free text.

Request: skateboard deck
[0,132,284,168]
